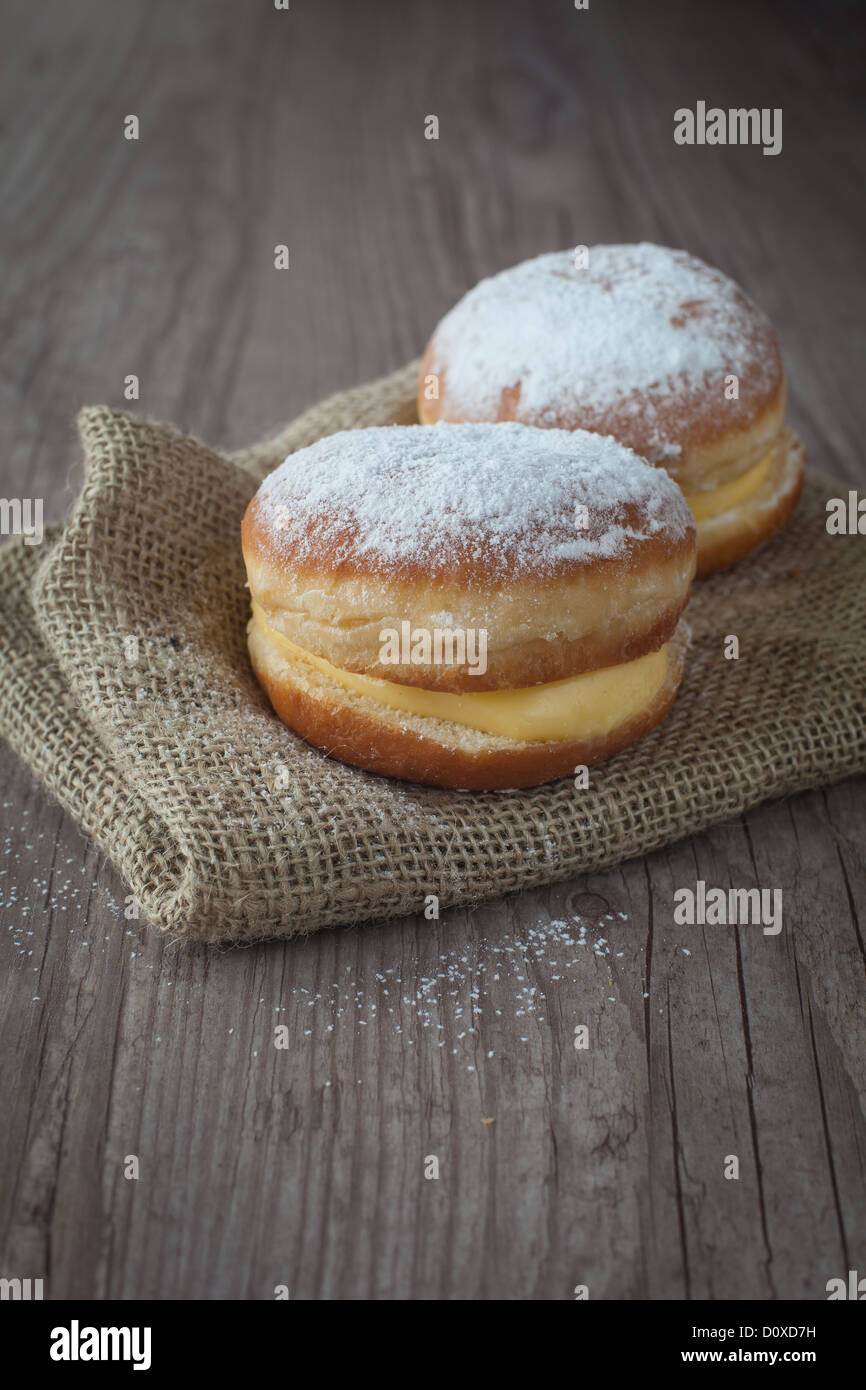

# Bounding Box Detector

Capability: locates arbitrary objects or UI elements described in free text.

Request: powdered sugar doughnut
[419,244,804,575]
[242,421,696,789]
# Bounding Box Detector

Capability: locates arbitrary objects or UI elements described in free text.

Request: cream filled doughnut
[418,243,805,575]
[242,421,697,789]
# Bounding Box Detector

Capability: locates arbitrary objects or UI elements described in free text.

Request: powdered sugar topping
[428,243,779,461]
[254,421,692,580]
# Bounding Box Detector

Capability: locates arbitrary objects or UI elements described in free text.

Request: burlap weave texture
[1,361,864,942]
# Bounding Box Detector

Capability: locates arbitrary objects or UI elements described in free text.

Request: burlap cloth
[1,361,864,942]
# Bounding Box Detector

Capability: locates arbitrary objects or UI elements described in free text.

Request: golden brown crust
[248,616,690,790]
[242,418,697,689]
[418,344,786,494]
[695,428,806,576]
[416,245,799,573]
[241,466,694,589]
[417,245,786,491]
[243,510,695,690]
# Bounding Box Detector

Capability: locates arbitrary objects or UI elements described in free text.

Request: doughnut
[241,421,697,789]
[418,243,805,576]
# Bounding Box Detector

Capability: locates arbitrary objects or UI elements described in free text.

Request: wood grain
[1,0,864,1300]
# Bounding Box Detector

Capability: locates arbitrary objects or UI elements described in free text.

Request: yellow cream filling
[252,603,669,743]
[684,449,774,523]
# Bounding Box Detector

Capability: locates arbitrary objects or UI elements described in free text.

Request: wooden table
[2,0,864,1300]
